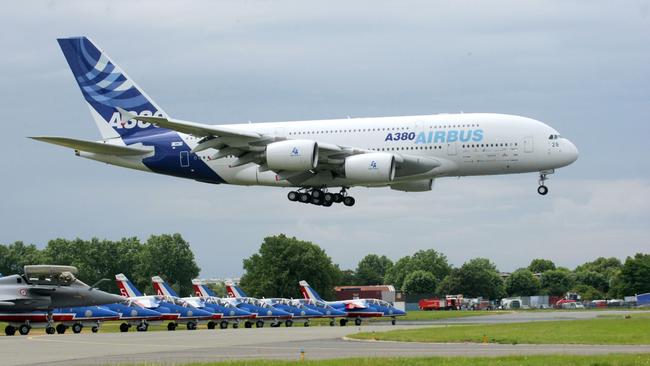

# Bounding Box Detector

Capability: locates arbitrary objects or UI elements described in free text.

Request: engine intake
[345,153,396,183]
[266,140,318,171]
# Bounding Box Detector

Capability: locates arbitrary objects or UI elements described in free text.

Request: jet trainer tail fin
[151,276,179,297]
[115,273,143,298]
[57,36,169,140]
[224,280,247,298]
[192,279,217,297]
[299,280,324,302]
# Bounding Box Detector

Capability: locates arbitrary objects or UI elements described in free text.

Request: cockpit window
[548,134,562,140]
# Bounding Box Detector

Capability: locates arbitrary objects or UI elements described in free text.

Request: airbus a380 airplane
[33,37,578,207]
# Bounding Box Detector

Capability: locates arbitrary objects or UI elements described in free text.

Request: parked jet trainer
[33,37,578,206]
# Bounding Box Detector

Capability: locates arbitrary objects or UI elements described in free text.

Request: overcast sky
[1,1,648,278]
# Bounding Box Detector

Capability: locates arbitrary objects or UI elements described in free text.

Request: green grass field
[351,313,650,345]
[393,310,504,321]
[140,354,650,366]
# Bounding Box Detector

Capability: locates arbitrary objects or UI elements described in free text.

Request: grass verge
[138,354,650,366]
[350,314,650,345]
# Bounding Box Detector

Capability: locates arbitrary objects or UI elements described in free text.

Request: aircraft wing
[30,137,154,156]
[122,110,440,183]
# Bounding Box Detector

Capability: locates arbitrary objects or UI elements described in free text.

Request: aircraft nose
[92,290,126,306]
[565,139,579,165]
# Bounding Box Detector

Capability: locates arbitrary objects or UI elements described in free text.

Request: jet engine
[266,140,319,171]
[344,153,396,183]
[390,179,434,192]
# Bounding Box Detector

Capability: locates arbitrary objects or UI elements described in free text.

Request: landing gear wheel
[285,320,293,327]
[333,193,343,203]
[304,321,310,327]
[391,318,396,325]
[18,324,30,335]
[311,197,322,205]
[119,323,130,332]
[56,324,67,334]
[255,320,264,328]
[323,193,334,203]
[136,323,148,332]
[339,319,348,326]
[537,170,552,196]
[354,318,362,326]
[343,196,355,206]
[287,191,299,201]
[232,322,239,329]
[244,321,252,328]
[311,190,323,199]
[167,322,177,331]
[46,326,55,335]
[187,321,197,330]
[329,320,335,327]
[4,325,15,336]
[299,193,310,203]
[220,320,229,329]
[72,323,83,334]
[91,326,98,333]
[537,185,548,195]
[207,321,216,330]
[322,200,333,207]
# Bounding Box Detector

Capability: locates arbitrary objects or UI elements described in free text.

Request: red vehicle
[419,295,463,311]
[419,298,445,311]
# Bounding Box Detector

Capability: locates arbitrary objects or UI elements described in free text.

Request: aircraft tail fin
[192,279,217,297]
[299,280,323,302]
[151,276,178,297]
[57,36,168,140]
[115,273,143,298]
[224,280,247,298]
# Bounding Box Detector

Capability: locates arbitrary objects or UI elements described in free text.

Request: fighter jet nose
[92,290,126,306]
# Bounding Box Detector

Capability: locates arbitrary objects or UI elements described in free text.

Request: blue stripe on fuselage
[122,131,225,184]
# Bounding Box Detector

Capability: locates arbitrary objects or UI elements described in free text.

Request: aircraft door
[447,142,457,156]
[524,136,534,153]
[180,151,190,167]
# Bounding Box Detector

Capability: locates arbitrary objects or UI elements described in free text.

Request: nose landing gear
[537,170,554,195]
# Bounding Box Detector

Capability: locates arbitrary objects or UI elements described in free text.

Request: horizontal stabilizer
[117,108,261,139]
[30,136,153,156]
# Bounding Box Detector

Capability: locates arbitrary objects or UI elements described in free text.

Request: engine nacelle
[266,140,319,171]
[344,153,396,183]
[390,179,434,192]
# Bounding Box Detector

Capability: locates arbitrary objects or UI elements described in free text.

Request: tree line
[0,234,200,296]
[239,235,649,300]
[1,233,648,301]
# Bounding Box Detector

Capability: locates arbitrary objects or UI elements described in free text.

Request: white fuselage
[82,112,578,189]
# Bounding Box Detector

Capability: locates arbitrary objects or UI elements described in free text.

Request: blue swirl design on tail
[57,36,163,137]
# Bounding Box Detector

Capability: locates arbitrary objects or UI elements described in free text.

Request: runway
[2,310,648,365]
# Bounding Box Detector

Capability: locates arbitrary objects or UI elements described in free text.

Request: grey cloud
[0,1,647,277]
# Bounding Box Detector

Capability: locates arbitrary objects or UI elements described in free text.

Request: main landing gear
[537,170,554,196]
[287,187,355,207]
